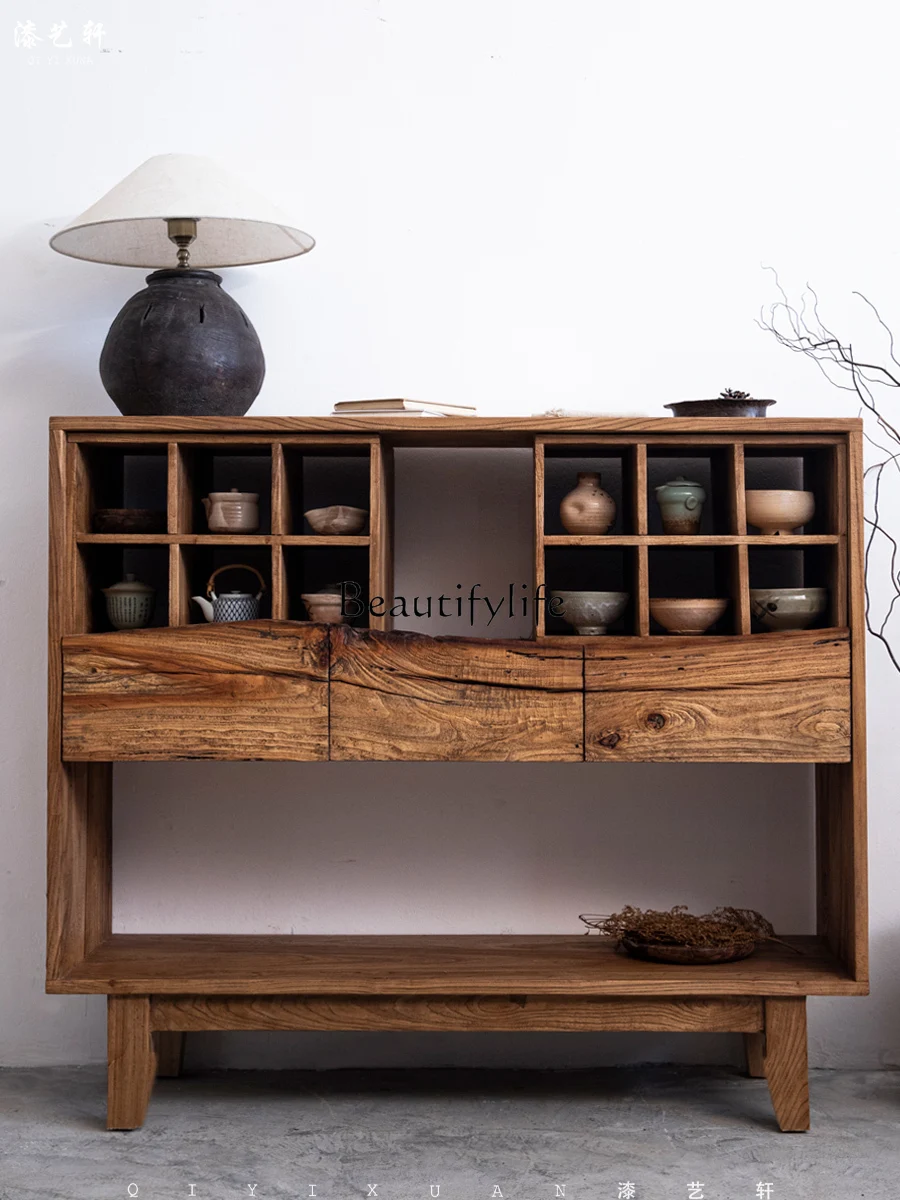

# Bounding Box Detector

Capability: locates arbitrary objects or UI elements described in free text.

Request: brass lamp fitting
[166,217,198,267]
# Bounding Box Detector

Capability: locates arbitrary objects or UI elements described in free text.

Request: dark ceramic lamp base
[99,269,265,417]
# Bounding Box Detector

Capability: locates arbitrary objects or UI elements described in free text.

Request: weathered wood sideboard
[47,415,867,1132]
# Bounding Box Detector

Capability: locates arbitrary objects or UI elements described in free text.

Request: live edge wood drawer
[584,630,851,763]
[61,623,850,764]
[61,623,330,761]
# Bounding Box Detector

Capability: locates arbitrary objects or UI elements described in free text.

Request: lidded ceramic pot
[655,477,706,535]
[202,488,259,533]
[102,574,155,629]
[559,472,616,534]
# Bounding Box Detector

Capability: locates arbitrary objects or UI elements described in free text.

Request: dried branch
[759,270,900,674]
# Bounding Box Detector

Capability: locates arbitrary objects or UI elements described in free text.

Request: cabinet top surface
[51,414,863,440]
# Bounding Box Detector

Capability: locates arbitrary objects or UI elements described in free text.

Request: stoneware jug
[559,472,616,534]
[202,488,259,533]
[655,476,706,534]
[103,574,155,629]
[192,563,266,622]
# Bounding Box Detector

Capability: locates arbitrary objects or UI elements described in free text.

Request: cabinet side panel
[817,432,868,983]
[48,432,113,977]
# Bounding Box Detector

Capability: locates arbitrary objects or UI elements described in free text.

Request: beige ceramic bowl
[650,597,728,635]
[301,592,348,623]
[745,489,815,535]
[304,505,368,535]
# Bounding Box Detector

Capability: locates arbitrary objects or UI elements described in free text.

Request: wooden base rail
[107,994,809,1133]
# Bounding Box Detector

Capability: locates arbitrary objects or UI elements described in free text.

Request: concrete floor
[1,1066,898,1199]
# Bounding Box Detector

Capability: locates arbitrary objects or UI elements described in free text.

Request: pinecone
[719,388,751,400]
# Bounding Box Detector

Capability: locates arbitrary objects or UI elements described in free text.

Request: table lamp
[50,154,315,416]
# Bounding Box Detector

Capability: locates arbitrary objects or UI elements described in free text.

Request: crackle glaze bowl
[550,590,629,635]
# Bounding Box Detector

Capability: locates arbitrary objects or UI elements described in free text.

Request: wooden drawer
[62,622,329,761]
[329,627,584,761]
[584,630,851,763]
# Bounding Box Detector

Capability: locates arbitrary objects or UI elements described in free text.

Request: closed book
[333,398,475,413]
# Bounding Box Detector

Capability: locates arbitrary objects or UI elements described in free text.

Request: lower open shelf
[50,933,863,996]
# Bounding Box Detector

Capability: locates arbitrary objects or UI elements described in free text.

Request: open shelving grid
[534,433,847,638]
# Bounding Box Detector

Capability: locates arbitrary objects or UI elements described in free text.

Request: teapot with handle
[192,563,266,622]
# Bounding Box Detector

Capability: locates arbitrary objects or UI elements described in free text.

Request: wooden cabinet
[46,415,868,1133]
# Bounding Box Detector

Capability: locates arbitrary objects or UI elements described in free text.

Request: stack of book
[331,398,477,418]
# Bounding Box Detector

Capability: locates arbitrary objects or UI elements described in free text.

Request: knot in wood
[597,732,620,749]
[646,712,666,730]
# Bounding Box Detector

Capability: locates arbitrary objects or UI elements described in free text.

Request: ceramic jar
[655,477,706,535]
[559,472,616,534]
[103,574,155,629]
[202,488,259,533]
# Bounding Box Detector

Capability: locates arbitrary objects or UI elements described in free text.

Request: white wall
[2,0,899,1069]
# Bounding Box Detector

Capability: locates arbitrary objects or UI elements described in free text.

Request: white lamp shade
[49,153,315,268]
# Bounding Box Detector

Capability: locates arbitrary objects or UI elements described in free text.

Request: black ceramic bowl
[665,398,776,417]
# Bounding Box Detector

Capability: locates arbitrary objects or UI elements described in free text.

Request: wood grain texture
[47,433,116,978]
[744,1031,766,1078]
[107,996,156,1130]
[154,1031,185,1077]
[329,626,584,761]
[586,678,850,762]
[584,629,849,690]
[62,622,329,761]
[764,997,809,1132]
[150,994,763,1033]
[51,933,863,996]
[271,442,290,535]
[54,415,864,440]
[369,438,393,632]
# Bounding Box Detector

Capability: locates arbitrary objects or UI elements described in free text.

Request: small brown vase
[559,472,616,534]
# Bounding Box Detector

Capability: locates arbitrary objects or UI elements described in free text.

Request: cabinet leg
[763,997,810,1131]
[107,996,157,1130]
[744,1031,766,1078]
[155,1031,186,1078]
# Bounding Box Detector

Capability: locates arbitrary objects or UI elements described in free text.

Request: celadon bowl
[750,587,827,632]
[550,590,629,635]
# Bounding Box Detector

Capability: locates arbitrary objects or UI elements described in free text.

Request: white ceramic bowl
[304,505,368,535]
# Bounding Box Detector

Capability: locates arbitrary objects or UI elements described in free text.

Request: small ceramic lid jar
[102,573,155,629]
[203,487,260,533]
[654,476,706,534]
[655,477,706,506]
